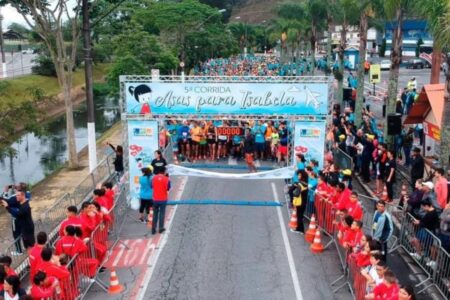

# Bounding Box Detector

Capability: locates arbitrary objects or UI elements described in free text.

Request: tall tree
[415,0,447,84]
[383,0,414,143]
[1,0,83,168]
[355,0,382,126]
[428,3,450,168]
[303,0,327,75]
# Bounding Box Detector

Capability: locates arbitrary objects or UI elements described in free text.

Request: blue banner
[124,82,328,115]
[127,120,159,201]
[293,121,326,168]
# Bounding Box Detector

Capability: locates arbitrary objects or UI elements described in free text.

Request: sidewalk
[0,122,123,248]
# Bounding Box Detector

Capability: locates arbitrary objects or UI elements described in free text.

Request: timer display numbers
[216,127,244,136]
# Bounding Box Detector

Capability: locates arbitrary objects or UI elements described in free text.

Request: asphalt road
[142,175,350,300]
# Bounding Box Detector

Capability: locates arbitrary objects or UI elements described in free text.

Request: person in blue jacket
[139,167,153,223]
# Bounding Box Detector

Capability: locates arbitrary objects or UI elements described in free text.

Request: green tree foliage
[31,54,57,77]
[0,82,48,157]
[106,55,148,94]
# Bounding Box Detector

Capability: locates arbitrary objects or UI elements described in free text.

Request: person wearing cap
[421,181,442,214]
[410,147,424,188]
[434,168,448,210]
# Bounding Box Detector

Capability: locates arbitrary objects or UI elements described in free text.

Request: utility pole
[0,9,7,79]
[83,0,97,172]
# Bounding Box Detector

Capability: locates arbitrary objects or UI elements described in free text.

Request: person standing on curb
[152,166,170,235]
[372,201,393,262]
[1,190,35,253]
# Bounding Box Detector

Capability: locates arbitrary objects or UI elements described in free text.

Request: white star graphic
[304,87,322,109]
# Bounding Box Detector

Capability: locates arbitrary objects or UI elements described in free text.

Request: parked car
[420,58,432,68]
[21,49,34,54]
[380,59,391,70]
[406,59,425,69]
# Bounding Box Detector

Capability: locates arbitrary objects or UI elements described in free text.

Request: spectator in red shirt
[366,270,399,299]
[435,168,448,210]
[37,248,70,281]
[356,240,382,268]
[0,265,6,292]
[93,189,112,213]
[0,256,17,277]
[337,215,353,245]
[346,192,364,221]
[151,167,171,235]
[80,202,100,239]
[29,232,47,282]
[343,220,364,250]
[102,181,115,209]
[30,271,60,300]
[59,206,84,237]
[37,248,71,300]
[55,225,88,257]
[335,182,351,211]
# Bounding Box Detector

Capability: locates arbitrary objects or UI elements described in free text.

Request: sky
[1,1,79,30]
[1,5,29,29]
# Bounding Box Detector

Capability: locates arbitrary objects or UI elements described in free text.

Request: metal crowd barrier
[332,148,354,171]
[2,152,116,281]
[390,212,443,294]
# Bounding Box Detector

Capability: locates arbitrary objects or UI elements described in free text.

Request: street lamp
[0,9,7,79]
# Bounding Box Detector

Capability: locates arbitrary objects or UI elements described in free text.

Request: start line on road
[166,199,282,206]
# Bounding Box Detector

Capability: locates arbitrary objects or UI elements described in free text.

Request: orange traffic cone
[147,208,154,228]
[305,214,317,243]
[310,229,324,254]
[288,209,298,229]
[381,185,388,201]
[108,269,124,294]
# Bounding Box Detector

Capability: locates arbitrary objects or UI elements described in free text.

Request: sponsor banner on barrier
[293,121,326,168]
[168,164,294,179]
[124,82,328,115]
[127,120,159,200]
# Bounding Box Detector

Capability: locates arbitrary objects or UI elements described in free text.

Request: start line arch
[119,75,332,201]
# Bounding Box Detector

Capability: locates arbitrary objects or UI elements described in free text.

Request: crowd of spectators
[0,181,116,299]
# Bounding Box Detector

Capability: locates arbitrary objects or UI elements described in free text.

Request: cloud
[1,5,30,29]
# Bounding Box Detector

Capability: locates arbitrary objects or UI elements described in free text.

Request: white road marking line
[139,242,155,265]
[136,176,189,300]
[112,240,128,267]
[272,182,304,300]
[124,239,140,266]
[128,239,144,265]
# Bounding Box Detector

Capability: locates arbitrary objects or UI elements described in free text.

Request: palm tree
[333,0,359,106]
[354,0,382,126]
[426,2,450,167]
[415,0,447,83]
[383,0,415,143]
[303,0,327,75]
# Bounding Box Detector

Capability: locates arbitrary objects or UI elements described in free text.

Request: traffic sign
[369,64,381,84]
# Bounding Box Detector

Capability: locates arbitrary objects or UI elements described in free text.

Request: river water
[0,95,121,187]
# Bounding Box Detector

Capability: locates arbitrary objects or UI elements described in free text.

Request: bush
[32,55,57,77]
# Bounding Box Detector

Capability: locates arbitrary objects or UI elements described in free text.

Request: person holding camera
[1,190,35,254]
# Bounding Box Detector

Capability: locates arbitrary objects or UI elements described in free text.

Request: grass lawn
[0,64,110,104]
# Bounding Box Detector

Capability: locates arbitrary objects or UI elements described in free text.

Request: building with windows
[384,20,433,57]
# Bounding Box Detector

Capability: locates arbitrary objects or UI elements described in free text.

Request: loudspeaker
[343,88,352,101]
[387,113,402,135]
